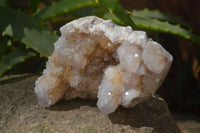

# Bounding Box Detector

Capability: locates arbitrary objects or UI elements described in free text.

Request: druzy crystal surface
[34,16,173,115]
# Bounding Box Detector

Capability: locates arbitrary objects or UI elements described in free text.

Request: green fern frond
[0,6,57,57]
[0,46,36,76]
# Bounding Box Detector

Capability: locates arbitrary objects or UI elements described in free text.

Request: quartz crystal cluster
[34,16,173,115]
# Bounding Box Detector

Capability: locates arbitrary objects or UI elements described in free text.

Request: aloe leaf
[132,16,200,45]
[93,8,200,46]
[98,0,136,29]
[34,0,97,21]
[0,6,57,57]
[34,0,136,29]
[0,46,36,76]
[93,7,121,24]
[133,9,191,28]
[73,7,95,17]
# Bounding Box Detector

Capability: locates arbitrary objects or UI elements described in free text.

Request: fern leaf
[0,0,7,6]
[0,36,12,60]
[0,6,57,57]
[30,0,39,13]
[0,46,36,76]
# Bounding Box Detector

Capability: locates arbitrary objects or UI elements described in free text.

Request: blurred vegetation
[0,0,200,115]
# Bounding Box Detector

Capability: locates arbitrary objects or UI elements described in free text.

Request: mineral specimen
[34,16,173,115]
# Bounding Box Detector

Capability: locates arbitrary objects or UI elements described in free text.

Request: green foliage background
[0,0,200,76]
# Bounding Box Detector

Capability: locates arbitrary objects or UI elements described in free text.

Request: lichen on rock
[34,16,173,115]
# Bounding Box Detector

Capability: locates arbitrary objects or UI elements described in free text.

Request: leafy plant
[0,0,200,76]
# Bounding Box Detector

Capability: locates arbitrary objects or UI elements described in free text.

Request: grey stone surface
[174,113,200,133]
[177,120,200,133]
[0,75,180,133]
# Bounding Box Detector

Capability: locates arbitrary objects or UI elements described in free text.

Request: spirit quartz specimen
[34,16,173,115]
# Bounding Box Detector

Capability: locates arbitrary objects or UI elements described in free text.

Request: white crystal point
[97,66,124,114]
[34,16,173,114]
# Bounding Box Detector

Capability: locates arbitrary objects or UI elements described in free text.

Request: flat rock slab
[0,75,180,133]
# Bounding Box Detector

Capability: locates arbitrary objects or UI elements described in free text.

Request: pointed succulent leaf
[34,0,97,21]
[132,16,200,45]
[34,0,136,29]
[93,7,121,24]
[98,0,136,29]
[133,9,191,28]
[93,8,200,46]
